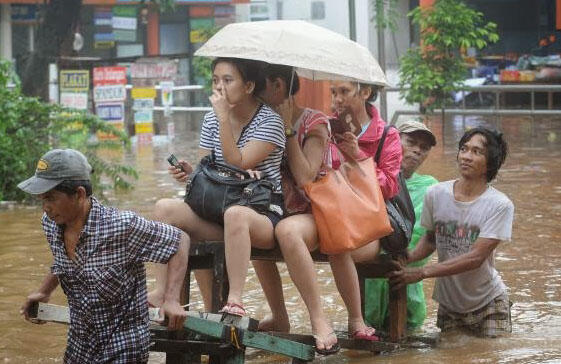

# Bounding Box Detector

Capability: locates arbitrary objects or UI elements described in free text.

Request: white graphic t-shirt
[421,180,514,313]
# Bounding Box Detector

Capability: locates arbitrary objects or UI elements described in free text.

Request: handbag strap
[209,151,251,179]
[374,124,391,164]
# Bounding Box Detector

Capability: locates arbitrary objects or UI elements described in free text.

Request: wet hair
[54,180,93,197]
[358,83,380,118]
[458,127,508,182]
[261,64,300,96]
[211,57,266,96]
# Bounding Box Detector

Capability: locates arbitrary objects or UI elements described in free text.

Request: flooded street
[1,115,560,363]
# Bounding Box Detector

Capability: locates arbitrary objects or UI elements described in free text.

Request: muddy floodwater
[1,115,560,363]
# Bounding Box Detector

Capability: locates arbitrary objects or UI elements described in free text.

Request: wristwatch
[285,127,297,138]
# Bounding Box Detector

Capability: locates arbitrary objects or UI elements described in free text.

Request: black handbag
[375,125,416,254]
[184,154,281,225]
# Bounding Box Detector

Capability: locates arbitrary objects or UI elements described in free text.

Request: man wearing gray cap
[18,148,190,363]
[365,120,438,330]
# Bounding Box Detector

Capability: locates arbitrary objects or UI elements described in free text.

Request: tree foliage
[192,26,221,93]
[398,0,499,113]
[371,0,400,32]
[0,60,137,202]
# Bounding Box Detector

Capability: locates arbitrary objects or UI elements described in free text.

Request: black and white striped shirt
[199,104,286,192]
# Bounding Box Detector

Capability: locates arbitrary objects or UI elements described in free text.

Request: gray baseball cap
[397,120,437,146]
[17,149,92,195]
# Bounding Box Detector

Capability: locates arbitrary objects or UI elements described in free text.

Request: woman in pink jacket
[257,72,401,350]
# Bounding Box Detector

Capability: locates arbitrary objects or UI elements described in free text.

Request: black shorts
[264,210,283,227]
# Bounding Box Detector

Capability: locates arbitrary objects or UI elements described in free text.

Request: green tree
[1,60,137,202]
[192,26,221,93]
[398,0,499,114]
[372,0,400,32]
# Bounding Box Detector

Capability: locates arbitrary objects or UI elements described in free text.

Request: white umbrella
[194,20,389,87]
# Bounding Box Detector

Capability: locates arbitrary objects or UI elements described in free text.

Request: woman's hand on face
[335,131,361,159]
[275,97,295,127]
[168,160,193,183]
[209,88,232,121]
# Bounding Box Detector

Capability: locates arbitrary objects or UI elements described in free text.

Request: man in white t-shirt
[388,127,514,337]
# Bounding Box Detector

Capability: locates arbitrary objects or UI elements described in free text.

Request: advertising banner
[93,66,127,86]
[60,93,88,110]
[59,70,90,93]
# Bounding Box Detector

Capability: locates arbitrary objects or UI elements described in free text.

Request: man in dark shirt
[19,148,189,363]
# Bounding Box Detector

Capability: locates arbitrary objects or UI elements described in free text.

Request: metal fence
[383,84,561,125]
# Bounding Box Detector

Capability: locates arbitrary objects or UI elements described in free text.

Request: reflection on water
[1,115,561,363]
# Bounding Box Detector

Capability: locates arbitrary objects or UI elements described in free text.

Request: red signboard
[189,6,213,18]
[93,66,127,86]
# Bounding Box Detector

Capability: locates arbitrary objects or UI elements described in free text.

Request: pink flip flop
[351,326,380,342]
[219,302,247,317]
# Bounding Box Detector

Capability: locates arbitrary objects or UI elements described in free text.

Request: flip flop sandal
[313,331,341,356]
[219,302,247,317]
[351,326,380,342]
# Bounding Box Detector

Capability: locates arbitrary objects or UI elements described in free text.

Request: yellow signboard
[97,122,124,141]
[190,30,209,44]
[94,41,115,49]
[131,87,156,99]
[60,70,90,92]
[135,122,154,134]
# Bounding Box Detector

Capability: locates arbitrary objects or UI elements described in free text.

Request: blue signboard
[11,5,37,22]
[96,103,124,121]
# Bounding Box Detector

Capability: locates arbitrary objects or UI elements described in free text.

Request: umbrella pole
[289,69,295,96]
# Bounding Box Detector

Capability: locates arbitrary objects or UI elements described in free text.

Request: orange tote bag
[303,156,392,255]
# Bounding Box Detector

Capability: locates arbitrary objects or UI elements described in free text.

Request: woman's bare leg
[253,261,290,332]
[329,250,375,335]
[222,206,275,307]
[276,214,337,350]
[148,198,223,310]
[351,240,380,263]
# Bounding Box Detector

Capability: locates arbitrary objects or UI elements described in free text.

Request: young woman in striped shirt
[148,57,285,316]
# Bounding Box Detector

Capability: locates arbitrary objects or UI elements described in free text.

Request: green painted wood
[185,316,226,339]
[242,331,315,361]
[183,317,315,361]
[268,331,400,353]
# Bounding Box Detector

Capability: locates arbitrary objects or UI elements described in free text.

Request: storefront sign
[190,18,214,29]
[160,81,174,107]
[93,66,127,86]
[11,5,37,22]
[94,85,126,103]
[59,70,90,93]
[94,33,115,42]
[189,6,213,18]
[60,92,88,110]
[130,62,177,80]
[113,29,137,42]
[97,122,124,141]
[190,30,208,43]
[113,5,137,18]
[94,41,115,49]
[131,88,156,99]
[95,103,124,121]
[134,110,153,124]
[94,10,112,26]
[214,5,234,17]
[133,98,154,111]
[112,16,137,30]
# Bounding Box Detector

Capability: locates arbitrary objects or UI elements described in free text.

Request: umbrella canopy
[194,20,389,87]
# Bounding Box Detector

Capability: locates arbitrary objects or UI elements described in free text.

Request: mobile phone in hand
[329,108,361,137]
[167,154,185,173]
